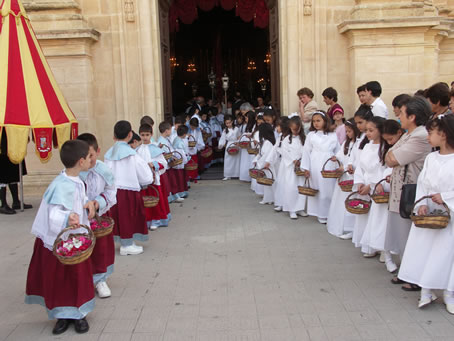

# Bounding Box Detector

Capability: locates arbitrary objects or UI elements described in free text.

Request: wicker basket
[247,141,259,155]
[227,143,240,156]
[338,171,353,192]
[249,167,265,179]
[143,185,160,208]
[345,192,371,214]
[298,178,318,196]
[202,127,212,143]
[188,134,197,148]
[321,158,343,178]
[294,159,305,176]
[256,168,274,186]
[160,144,172,161]
[371,178,390,204]
[168,151,183,168]
[90,215,114,238]
[410,196,451,229]
[201,146,213,159]
[185,159,198,171]
[53,224,95,265]
[238,134,251,149]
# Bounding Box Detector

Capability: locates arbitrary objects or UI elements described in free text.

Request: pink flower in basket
[348,200,370,209]
[339,180,353,186]
[56,235,92,257]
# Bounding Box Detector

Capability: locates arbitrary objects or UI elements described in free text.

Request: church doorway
[158,0,280,119]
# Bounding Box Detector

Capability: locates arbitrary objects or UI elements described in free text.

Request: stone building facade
[22,0,454,190]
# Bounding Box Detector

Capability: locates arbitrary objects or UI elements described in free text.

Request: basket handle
[338,171,350,184]
[322,157,341,171]
[294,159,301,167]
[203,126,212,133]
[304,177,311,187]
[372,178,388,195]
[188,134,196,142]
[259,167,274,180]
[149,185,160,199]
[346,191,371,202]
[161,144,171,153]
[171,150,182,160]
[411,195,451,217]
[239,134,251,141]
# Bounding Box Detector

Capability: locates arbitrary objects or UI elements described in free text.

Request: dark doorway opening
[170,7,270,113]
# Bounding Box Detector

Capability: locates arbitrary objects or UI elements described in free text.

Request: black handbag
[399,165,417,219]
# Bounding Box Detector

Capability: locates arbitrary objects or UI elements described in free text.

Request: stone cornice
[338,16,454,34]
[22,0,79,11]
[34,28,100,42]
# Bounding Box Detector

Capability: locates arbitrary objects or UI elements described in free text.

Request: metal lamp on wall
[222,73,229,107]
[208,68,216,101]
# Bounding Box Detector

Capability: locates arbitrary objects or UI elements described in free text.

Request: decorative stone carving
[303,0,312,16]
[125,0,135,22]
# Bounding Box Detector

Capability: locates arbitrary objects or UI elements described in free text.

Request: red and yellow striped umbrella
[0,0,78,164]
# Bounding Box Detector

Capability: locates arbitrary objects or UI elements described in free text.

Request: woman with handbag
[384,96,432,290]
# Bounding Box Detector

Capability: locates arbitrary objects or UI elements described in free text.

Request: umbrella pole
[19,162,24,212]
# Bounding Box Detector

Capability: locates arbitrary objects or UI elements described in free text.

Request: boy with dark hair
[25,139,97,335]
[136,123,172,229]
[104,121,153,255]
[173,125,191,193]
[424,82,452,118]
[128,131,141,150]
[365,81,388,118]
[77,133,117,298]
[171,116,186,144]
[356,84,367,104]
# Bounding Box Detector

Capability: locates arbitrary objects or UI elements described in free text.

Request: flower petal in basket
[90,215,114,238]
[410,196,451,229]
[321,158,343,178]
[371,178,390,204]
[338,171,353,192]
[256,168,274,186]
[345,192,371,214]
[53,224,95,265]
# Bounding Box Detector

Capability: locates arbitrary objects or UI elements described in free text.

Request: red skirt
[174,169,188,193]
[166,168,180,196]
[25,238,95,319]
[91,223,115,283]
[141,184,170,224]
[109,189,148,244]
[187,154,199,180]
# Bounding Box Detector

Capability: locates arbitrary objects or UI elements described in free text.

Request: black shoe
[74,318,89,334]
[0,206,16,215]
[12,202,33,210]
[52,319,70,335]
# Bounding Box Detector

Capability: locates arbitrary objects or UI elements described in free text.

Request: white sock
[444,290,454,304]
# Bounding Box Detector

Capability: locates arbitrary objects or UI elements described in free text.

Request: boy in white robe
[25,140,97,335]
[78,133,117,298]
[104,121,154,255]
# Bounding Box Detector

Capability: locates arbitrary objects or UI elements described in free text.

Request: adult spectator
[322,87,344,120]
[365,81,388,118]
[297,87,318,133]
[357,84,367,104]
[384,96,432,290]
[256,96,266,110]
[424,82,452,119]
[391,94,411,120]
[232,92,244,114]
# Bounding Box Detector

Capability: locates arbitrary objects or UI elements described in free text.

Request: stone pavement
[1,180,454,341]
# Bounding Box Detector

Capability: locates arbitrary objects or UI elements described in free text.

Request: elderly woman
[384,96,432,290]
[297,87,318,134]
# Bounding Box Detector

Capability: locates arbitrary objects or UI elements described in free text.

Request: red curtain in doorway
[169,0,269,32]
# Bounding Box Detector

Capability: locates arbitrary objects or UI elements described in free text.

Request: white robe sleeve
[354,163,365,186]
[414,157,430,210]
[301,134,313,171]
[95,181,117,215]
[48,204,71,235]
[218,131,227,149]
[135,154,154,187]
[196,131,205,151]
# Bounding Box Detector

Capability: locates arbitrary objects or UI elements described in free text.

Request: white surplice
[219,127,240,178]
[253,140,276,203]
[398,152,454,290]
[327,140,356,237]
[351,142,386,250]
[273,135,307,213]
[239,128,255,182]
[301,131,340,219]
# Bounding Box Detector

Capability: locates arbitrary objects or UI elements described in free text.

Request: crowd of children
[23,81,454,334]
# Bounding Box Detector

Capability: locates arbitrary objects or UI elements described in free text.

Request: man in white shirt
[365,81,388,118]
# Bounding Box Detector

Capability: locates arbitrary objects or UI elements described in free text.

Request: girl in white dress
[250,115,263,194]
[351,115,384,256]
[341,106,374,240]
[218,115,240,180]
[327,119,359,237]
[273,117,307,219]
[301,112,340,224]
[269,117,290,211]
[252,123,277,204]
[356,117,395,264]
[398,115,454,313]
[239,111,256,182]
